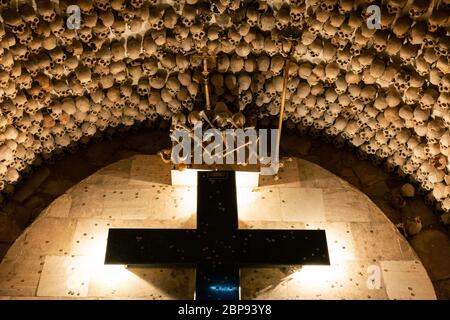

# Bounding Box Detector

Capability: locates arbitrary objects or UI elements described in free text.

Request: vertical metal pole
[276,59,290,161]
[202,58,211,111]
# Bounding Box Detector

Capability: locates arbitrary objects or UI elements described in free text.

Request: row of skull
[0,1,449,59]
[0,65,448,191]
[0,0,449,213]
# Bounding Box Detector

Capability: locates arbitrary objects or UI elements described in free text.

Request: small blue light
[209,285,237,292]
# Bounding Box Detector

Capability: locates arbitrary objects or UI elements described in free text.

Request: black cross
[105,171,330,300]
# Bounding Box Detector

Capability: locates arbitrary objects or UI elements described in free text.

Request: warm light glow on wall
[90,264,133,286]
[171,168,259,188]
[291,265,333,282]
[171,168,205,187]
[289,264,343,295]
[236,171,259,188]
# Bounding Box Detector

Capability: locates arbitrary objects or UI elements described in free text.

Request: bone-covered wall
[0,0,449,214]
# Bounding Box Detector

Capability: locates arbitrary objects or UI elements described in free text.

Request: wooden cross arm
[104,229,199,265]
[235,229,330,266]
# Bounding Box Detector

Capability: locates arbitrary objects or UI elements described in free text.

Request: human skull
[419,88,439,109]
[428,10,448,32]
[182,5,197,28]
[373,30,389,52]
[439,75,450,93]
[399,43,420,64]
[386,0,408,14]
[409,0,430,19]
[392,16,413,38]
[37,0,56,22]
[111,15,126,37]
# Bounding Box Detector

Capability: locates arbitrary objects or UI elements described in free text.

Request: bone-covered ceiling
[0,0,449,212]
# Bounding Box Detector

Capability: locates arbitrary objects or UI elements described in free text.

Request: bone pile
[0,0,449,214]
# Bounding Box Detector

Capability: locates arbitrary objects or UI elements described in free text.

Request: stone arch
[0,0,449,217]
[0,152,439,299]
